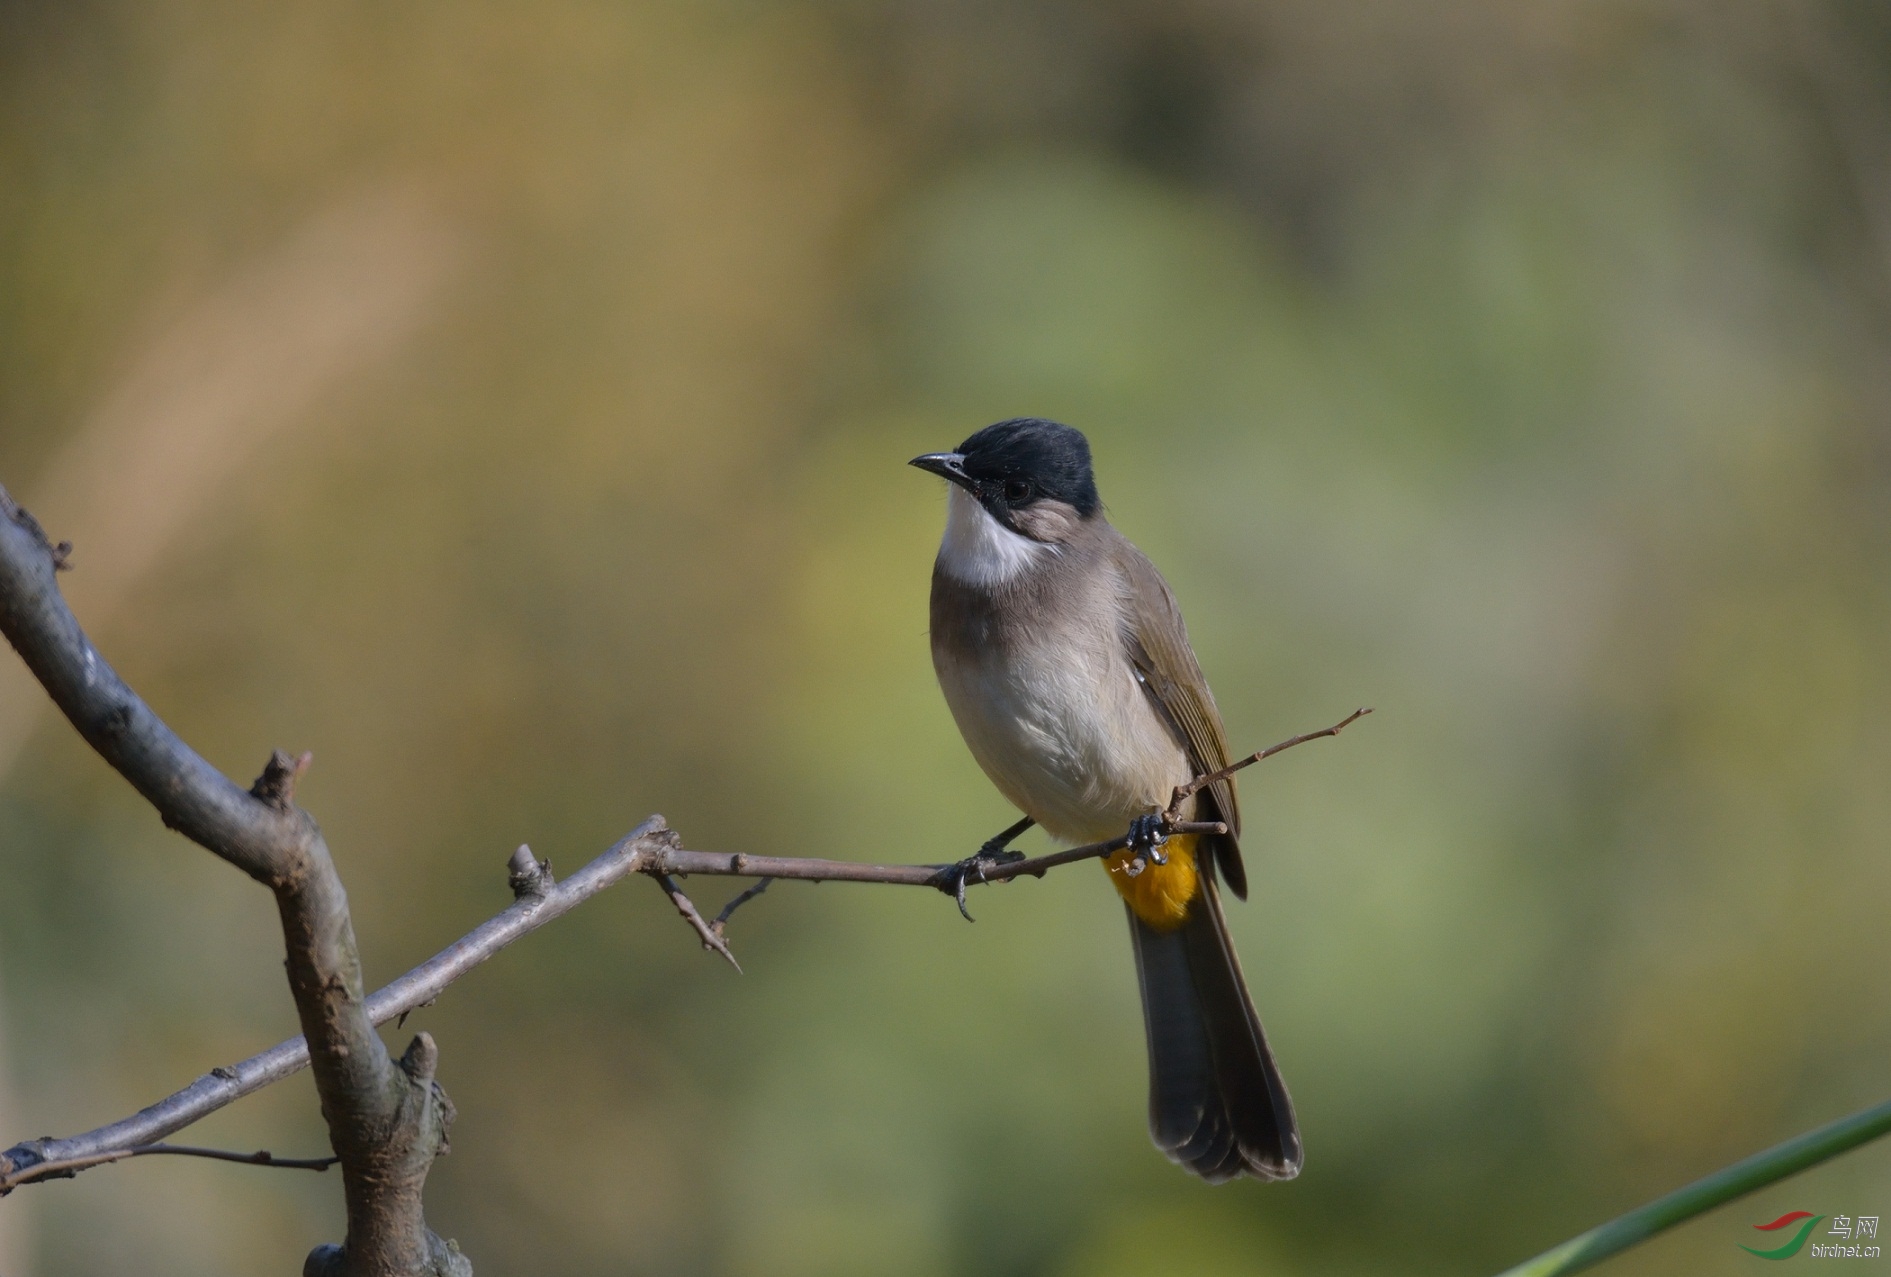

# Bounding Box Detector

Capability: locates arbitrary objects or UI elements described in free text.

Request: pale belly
[934,635,1191,845]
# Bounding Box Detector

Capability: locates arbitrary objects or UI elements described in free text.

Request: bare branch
[626,824,1214,894]
[1166,707,1372,816]
[0,483,466,1275]
[655,873,743,971]
[638,711,1367,952]
[2,818,671,1184]
[506,844,553,899]
[628,709,1365,904]
[0,695,1367,1203]
[711,877,773,939]
[0,1143,338,1191]
[249,748,313,810]
[0,487,294,886]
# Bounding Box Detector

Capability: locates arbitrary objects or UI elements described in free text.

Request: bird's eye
[1003,478,1033,504]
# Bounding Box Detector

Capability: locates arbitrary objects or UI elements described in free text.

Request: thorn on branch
[398,1032,439,1086]
[396,1032,457,1158]
[396,998,436,1031]
[656,874,742,972]
[506,845,553,899]
[0,488,68,570]
[248,749,313,811]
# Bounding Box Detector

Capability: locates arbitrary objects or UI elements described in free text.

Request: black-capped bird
[912,418,1300,1183]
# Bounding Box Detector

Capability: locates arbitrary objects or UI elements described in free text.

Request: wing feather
[1114,539,1248,899]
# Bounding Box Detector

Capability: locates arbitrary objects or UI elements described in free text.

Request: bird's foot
[1125,812,1172,873]
[938,840,1027,922]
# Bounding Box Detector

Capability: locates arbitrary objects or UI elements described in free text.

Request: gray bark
[0,483,469,1274]
[1,829,668,1179]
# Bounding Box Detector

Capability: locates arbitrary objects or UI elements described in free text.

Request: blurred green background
[3,2,1891,1274]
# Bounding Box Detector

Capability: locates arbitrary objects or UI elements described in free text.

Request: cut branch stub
[306,1029,464,1277]
[506,844,553,899]
[250,749,314,811]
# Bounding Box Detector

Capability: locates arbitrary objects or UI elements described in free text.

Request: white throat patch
[936,484,1052,586]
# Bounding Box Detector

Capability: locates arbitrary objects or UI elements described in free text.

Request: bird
[911,417,1301,1183]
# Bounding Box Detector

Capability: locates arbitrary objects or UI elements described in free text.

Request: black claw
[940,843,1027,922]
[1128,813,1171,866]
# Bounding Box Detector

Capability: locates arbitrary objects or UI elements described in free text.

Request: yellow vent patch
[1105,833,1199,930]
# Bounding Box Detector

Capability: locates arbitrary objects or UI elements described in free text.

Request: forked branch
[0,820,672,1188]
[0,483,467,1276]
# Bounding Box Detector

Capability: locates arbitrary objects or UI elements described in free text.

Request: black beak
[909,451,975,491]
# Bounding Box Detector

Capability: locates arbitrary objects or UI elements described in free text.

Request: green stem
[1495,1096,1891,1277]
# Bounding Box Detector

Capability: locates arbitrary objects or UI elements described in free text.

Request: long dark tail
[1128,862,1301,1182]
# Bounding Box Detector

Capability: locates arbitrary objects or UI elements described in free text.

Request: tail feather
[1128,856,1300,1182]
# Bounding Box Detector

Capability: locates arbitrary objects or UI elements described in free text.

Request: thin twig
[1166,707,1371,816]
[656,873,742,972]
[644,711,1365,927]
[961,820,1228,882]
[632,821,1228,900]
[629,708,1371,901]
[0,818,672,1188]
[0,1143,337,1191]
[711,877,774,939]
